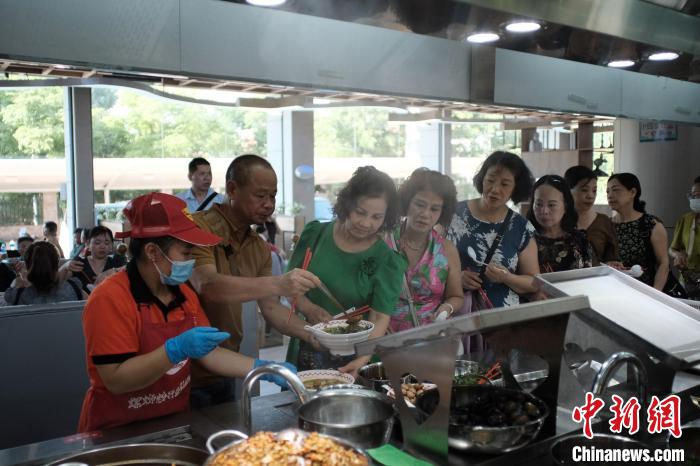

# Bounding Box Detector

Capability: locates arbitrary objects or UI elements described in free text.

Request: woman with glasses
[607,173,669,290]
[564,166,621,267]
[669,176,700,298]
[447,151,539,309]
[527,175,593,273]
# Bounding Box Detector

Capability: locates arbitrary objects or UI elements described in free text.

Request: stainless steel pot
[242,364,395,450]
[48,443,208,466]
[203,428,369,465]
[414,385,549,454]
[297,387,396,449]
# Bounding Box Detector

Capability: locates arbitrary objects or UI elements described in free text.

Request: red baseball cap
[115,192,221,247]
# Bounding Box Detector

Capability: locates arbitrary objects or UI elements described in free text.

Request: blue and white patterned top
[447,200,536,308]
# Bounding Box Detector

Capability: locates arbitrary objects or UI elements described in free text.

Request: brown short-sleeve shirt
[189,204,271,386]
[585,213,620,265]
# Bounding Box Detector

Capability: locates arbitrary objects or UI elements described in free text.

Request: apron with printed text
[78,303,196,432]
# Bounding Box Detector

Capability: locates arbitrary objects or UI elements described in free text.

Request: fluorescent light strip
[648,51,679,61]
[505,22,541,33]
[607,60,635,68]
[467,32,499,44]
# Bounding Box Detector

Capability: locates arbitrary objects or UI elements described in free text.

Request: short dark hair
[608,173,646,213]
[398,168,457,228]
[87,225,114,243]
[17,236,34,246]
[693,175,700,185]
[564,166,597,190]
[527,175,578,233]
[43,221,58,234]
[473,151,534,204]
[73,227,83,235]
[128,236,179,262]
[25,241,59,294]
[188,157,210,174]
[225,154,273,187]
[334,166,399,232]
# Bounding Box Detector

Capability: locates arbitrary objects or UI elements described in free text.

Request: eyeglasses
[687,193,700,200]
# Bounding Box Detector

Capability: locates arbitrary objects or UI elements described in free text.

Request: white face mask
[691,199,700,213]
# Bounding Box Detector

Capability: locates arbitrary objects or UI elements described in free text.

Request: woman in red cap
[78,192,293,433]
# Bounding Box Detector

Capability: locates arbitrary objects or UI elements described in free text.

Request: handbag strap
[478,209,513,278]
[387,226,420,328]
[689,217,698,258]
[195,191,219,212]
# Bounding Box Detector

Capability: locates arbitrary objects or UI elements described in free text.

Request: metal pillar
[64,87,95,241]
[266,111,315,221]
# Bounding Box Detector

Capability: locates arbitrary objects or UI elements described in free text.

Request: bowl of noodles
[298,370,355,391]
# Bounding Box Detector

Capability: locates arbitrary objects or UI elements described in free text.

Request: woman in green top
[286,166,407,375]
[670,176,700,298]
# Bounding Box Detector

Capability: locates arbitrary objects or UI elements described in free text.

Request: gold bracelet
[443,302,454,315]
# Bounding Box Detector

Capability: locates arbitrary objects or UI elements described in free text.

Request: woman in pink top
[385,169,463,332]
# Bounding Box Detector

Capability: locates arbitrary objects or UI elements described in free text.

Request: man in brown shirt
[189,154,324,406]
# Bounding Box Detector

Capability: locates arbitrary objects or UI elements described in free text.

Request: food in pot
[451,390,542,427]
[210,431,367,466]
[453,361,501,386]
[401,383,428,404]
[303,378,343,390]
[322,321,369,335]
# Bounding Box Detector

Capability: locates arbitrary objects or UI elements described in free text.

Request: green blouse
[287,220,407,316]
[671,212,700,270]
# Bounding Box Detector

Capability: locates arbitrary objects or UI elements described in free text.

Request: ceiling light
[607,60,635,68]
[467,32,499,44]
[53,64,71,70]
[648,51,679,61]
[551,121,564,125]
[246,0,286,6]
[505,21,541,33]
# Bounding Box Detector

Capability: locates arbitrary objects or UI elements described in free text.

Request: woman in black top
[527,175,593,273]
[607,173,669,290]
[64,226,122,293]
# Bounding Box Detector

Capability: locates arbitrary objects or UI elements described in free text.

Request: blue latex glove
[253,359,297,388]
[164,327,230,364]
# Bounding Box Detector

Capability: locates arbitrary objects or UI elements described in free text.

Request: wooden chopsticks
[286,247,312,324]
[333,304,371,321]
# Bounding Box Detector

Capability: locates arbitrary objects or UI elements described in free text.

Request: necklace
[402,238,425,251]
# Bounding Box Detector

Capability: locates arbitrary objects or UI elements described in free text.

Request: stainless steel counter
[0,390,300,466]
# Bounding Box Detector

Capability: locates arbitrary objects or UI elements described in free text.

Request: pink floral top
[385,228,450,332]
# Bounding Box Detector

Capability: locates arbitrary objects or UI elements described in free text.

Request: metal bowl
[298,387,395,449]
[551,433,657,465]
[357,362,390,392]
[204,428,369,465]
[48,443,208,466]
[415,385,549,454]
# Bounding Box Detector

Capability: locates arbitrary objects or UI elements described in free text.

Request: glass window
[450,111,521,201]
[0,83,68,254]
[90,87,268,225]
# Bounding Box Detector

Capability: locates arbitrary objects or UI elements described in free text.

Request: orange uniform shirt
[82,268,210,396]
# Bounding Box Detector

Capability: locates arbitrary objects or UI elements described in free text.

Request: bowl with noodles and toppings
[305,320,374,356]
[205,429,368,466]
[298,370,355,391]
